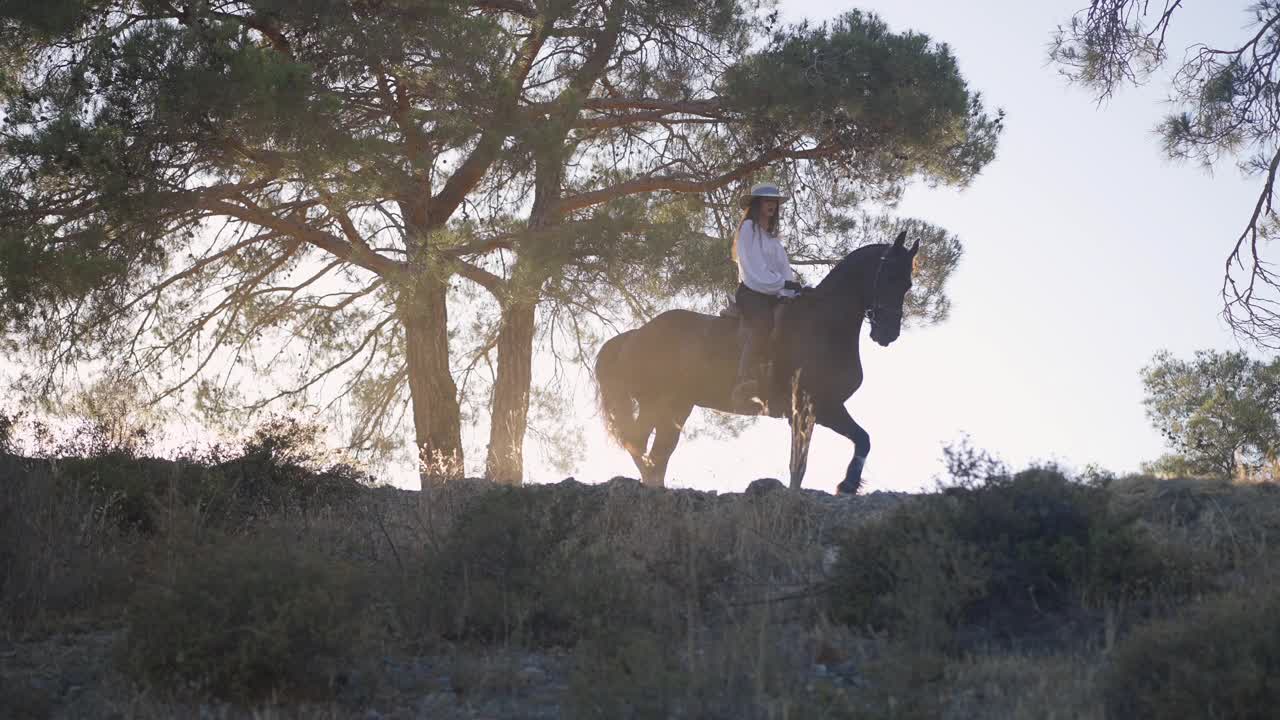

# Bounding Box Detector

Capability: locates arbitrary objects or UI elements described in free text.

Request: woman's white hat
[739,181,789,208]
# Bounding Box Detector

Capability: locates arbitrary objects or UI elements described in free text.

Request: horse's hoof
[732,394,767,415]
[731,380,768,407]
[835,481,860,496]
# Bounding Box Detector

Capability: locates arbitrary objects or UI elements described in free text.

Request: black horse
[594,230,919,493]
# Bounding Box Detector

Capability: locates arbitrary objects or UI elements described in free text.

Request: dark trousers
[735,283,781,381]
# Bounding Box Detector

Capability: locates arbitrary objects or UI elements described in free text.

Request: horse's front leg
[815,402,870,495]
[788,378,816,490]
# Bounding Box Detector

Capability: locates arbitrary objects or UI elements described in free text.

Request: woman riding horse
[595,191,918,494]
[731,182,807,410]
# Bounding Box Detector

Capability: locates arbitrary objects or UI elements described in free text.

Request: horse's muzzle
[870,325,900,346]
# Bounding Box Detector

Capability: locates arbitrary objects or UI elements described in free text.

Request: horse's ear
[893,230,907,249]
[909,238,920,256]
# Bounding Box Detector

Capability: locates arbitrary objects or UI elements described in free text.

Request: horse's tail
[595,331,638,449]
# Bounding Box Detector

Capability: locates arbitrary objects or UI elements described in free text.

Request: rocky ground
[0,475,910,720]
[8,462,1275,719]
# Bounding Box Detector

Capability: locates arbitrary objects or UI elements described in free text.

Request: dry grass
[4,438,1280,717]
[1102,568,1280,720]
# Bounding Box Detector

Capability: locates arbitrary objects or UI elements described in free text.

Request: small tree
[1141,349,1280,478]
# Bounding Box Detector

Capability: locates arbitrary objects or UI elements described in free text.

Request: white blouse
[735,219,798,296]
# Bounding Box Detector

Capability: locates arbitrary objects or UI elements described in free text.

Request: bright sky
[10,1,1259,494]
[522,0,1264,493]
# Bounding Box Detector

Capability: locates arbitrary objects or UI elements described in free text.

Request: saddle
[720,295,797,319]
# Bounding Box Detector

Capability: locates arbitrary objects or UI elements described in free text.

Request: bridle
[865,250,898,327]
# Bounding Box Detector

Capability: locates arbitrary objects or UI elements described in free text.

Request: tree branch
[199,198,404,277]
[553,142,836,215]
[453,259,506,294]
[471,0,536,18]
[427,14,553,223]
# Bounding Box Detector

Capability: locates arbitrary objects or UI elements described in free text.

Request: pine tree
[0,2,1000,483]
[471,8,1001,481]
[1052,2,1280,347]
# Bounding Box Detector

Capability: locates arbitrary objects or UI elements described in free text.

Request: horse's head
[867,230,919,346]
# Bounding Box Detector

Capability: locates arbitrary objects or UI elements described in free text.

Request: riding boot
[731,330,765,410]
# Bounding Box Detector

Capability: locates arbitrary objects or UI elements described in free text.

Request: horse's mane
[813,243,890,295]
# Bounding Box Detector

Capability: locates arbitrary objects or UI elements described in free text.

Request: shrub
[123,532,382,702]
[203,451,367,531]
[1104,583,1280,719]
[566,618,865,720]
[51,453,183,535]
[828,468,1194,650]
[1109,474,1280,573]
[826,495,987,648]
[0,458,141,635]
[420,483,646,645]
[416,481,734,647]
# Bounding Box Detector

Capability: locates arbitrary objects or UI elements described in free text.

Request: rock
[821,545,841,575]
[0,676,56,720]
[746,477,785,496]
[416,693,456,715]
[516,664,548,687]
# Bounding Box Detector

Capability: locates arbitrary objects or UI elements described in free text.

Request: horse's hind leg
[625,400,659,480]
[643,403,693,488]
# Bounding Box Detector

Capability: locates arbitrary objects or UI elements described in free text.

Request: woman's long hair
[732,197,782,261]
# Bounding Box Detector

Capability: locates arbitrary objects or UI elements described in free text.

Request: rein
[866,250,886,323]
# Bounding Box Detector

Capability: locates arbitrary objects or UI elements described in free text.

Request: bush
[828,468,1194,650]
[566,618,865,720]
[1109,474,1280,573]
[1104,583,1280,719]
[826,494,988,648]
[203,450,367,531]
[416,481,734,647]
[0,457,141,635]
[123,532,382,702]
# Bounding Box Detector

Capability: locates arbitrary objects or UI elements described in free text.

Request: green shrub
[123,532,382,702]
[1110,474,1280,574]
[0,418,374,643]
[201,417,368,527]
[417,482,732,647]
[420,484,643,645]
[567,628,684,719]
[1104,584,1280,720]
[201,453,366,531]
[828,468,1194,650]
[0,457,141,635]
[53,453,183,535]
[566,619,865,720]
[826,495,988,647]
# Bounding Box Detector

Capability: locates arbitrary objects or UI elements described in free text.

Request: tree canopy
[1142,349,1280,479]
[0,1,1001,482]
[1052,1,1280,348]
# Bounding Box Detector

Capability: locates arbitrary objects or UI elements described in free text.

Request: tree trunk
[400,275,463,482]
[485,299,537,484]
